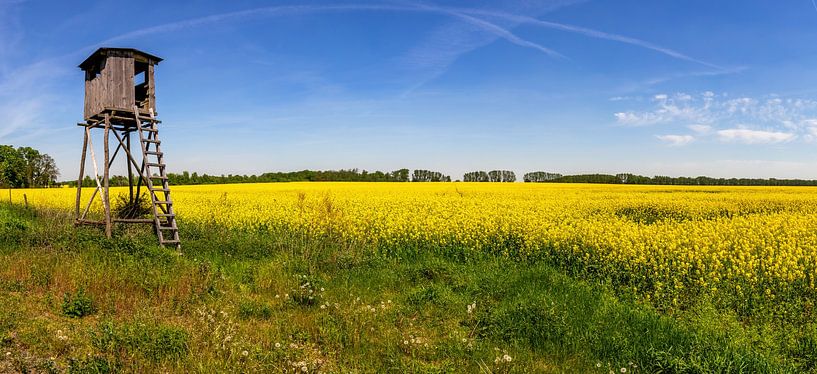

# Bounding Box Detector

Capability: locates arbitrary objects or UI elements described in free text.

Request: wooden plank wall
[147,63,155,113]
[84,55,135,119]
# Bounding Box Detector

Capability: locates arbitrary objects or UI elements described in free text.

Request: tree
[487,170,515,182]
[463,171,490,182]
[391,168,410,182]
[523,171,562,182]
[412,169,450,182]
[0,145,24,188]
[0,145,59,188]
[34,154,59,187]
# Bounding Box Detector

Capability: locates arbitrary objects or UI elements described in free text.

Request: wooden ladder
[134,108,180,249]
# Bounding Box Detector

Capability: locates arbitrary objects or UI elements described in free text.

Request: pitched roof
[79,48,163,70]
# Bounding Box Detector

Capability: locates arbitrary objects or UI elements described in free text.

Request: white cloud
[801,119,817,142]
[614,111,665,126]
[613,95,704,126]
[687,124,712,134]
[716,128,795,144]
[616,92,817,145]
[656,134,694,146]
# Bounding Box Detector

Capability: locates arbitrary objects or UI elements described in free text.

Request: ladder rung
[161,240,180,245]
[158,226,176,230]
[146,151,163,156]
[154,200,172,205]
[157,213,175,217]
[144,139,161,144]
[146,163,165,167]
[149,175,168,179]
[141,127,158,132]
[151,187,169,192]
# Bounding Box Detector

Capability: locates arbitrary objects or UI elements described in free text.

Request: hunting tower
[74,48,180,249]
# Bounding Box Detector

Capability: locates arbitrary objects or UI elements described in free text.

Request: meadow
[1,182,816,372]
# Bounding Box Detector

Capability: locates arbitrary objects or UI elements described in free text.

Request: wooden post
[75,128,89,220]
[103,114,112,238]
[23,194,28,209]
[126,130,134,203]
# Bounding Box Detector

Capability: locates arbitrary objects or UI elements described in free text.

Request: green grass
[0,203,814,373]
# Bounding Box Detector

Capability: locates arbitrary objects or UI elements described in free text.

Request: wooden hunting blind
[74,47,180,249]
[80,48,162,120]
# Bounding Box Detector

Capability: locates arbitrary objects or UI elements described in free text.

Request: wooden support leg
[103,115,112,238]
[75,128,89,221]
[126,130,134,203]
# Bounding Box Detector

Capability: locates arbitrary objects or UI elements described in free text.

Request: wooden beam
[110,128,147,184]
[76,219,105,226]
[113,218,154,223]
[75,129,88,220]
[79,187,99,221]
[126,130,134,202]
[103,114,112,238]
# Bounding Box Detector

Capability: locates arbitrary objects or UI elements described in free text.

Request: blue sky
[2,0,817,180]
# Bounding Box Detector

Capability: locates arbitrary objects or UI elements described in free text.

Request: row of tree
[411,169,451,182]
[51,165,817,188]
[0,145,60,188]
[66,168,457,187]
[463,170,516,182]
[523,171,817,186]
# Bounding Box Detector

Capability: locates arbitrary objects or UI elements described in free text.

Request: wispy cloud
[452,7,722,69]
[0,0,24,69]
[656,134,694,146]
[614,92,707,126]
[94,3,563,58]
[83,2,715,81]
[716,128,795,144]
[687,124,712,134]
[397,1,577,94]
[0,1,70,144]
[616,91,817,145]
[0,59,68,143]
[440,10,564,59]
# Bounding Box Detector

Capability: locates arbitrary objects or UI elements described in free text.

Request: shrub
[62,287,96,318]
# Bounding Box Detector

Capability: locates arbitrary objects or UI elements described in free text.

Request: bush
[62,287,96,318]
[113,193,151,219]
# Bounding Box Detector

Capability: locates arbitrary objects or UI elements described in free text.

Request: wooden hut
[79,48,163,120]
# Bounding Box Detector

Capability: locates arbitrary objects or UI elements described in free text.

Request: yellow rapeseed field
[7,182,817,304]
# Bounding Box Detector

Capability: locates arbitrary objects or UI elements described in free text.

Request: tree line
[0,145,60,188]
[463,170,516,182]
[65,168,456,187]
[523,171,817,186]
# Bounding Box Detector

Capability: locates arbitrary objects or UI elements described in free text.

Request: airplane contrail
[93,3,713,68]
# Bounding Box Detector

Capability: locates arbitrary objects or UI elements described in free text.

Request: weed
[61,288,96,318]
[237,300,273,320]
